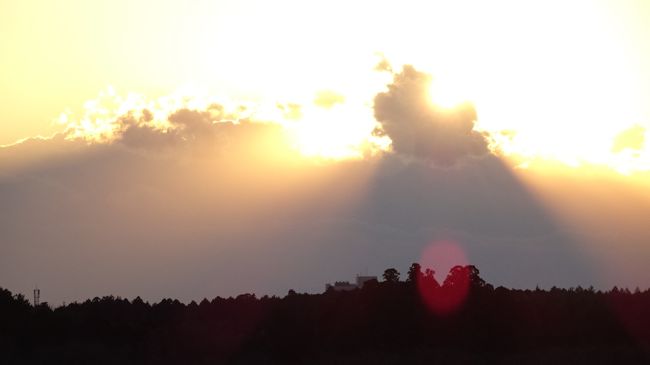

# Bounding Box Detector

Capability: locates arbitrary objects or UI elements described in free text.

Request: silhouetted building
[326,275,377,292]
[325,281,357,292]
[356,275,377,288]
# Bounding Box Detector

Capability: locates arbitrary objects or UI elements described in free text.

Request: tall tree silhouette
[406,263,423,283]
[383,268,400,283]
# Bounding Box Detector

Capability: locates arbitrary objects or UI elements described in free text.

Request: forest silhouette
[2,264,650,364]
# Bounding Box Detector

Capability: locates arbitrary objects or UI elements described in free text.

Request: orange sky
[2,0,650,304]
[2,0,650,172]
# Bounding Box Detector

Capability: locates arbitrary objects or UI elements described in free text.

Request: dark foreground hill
[2,265,650,364]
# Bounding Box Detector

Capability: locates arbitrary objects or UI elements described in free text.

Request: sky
[2,0,650,305]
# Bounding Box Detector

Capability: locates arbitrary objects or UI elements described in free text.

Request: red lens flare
[417,240,470,315]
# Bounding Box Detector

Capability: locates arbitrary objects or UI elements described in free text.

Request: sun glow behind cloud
[48,67,650,174]
[429,75,473,110]
[3,0,650,173]
[283,107,382,160]
[371,0,650,174]
[4,0,650,306]
[54,86,389,161]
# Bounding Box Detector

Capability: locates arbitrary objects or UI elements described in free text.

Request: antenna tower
[33,287,40,307]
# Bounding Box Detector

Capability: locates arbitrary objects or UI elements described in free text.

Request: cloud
[373,54,393,73]
[41,92,293,159]
[2,78,649,306]
[117,107,231,148]
[276,103,302,120]
[313,90,345,109]
[612,124,646,153]
[0,136,601,304]
[373,65,490,165]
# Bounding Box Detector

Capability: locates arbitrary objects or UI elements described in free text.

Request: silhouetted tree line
[1,265,650,364]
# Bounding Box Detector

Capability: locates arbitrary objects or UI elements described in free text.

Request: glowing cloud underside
[32,56,650,175]
[55,87,389,161]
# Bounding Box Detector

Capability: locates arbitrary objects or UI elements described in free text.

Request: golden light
[429,75,473,109]
[283,103,382,160]
[3,0,650,174]
[53,86,387,161]
[288,120,362,160]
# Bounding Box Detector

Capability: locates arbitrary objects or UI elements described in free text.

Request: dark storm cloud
[373,65,490,165]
